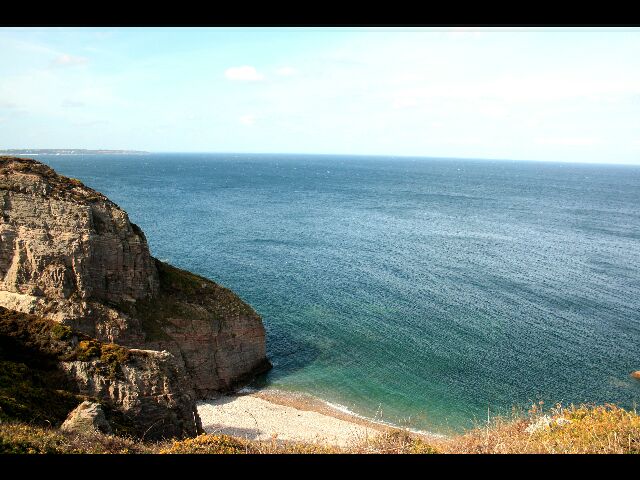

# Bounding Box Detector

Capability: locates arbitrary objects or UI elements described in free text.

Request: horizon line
[2,148,639,167]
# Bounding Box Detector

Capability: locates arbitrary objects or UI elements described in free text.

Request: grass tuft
[159,434,249,454]
[1,403,639,454]
[442,403,640,454]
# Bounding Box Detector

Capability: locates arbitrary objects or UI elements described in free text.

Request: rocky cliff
[0,157,158,341]
[0,306,200,439]
[0,156,271,436]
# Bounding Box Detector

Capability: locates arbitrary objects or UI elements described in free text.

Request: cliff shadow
[0,309,87,426]
[249,324,321,389]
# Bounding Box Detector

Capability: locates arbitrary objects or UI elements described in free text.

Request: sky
[1,26,640,164]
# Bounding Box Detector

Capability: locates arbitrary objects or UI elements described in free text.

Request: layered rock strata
[0,157,271,436]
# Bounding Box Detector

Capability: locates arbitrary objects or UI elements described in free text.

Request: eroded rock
[0,157,271,438]
[60,401,113,435]
[0,157,270,396]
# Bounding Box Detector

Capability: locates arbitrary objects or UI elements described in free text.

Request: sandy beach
[197,390,396,447]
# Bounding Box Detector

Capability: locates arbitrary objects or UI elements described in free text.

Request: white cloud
[391,95,419,109]
[224,66,264,82]
[275,66,298,76]
[0,34,59,57]
[535,136,601,146]
[73,119,109,127]
[387,74,640,108]
[478,103,509,119]
[239,114,257,126]
[52,54,89,67]
[61,99,85,108]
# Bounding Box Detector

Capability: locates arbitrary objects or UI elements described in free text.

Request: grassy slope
[2,403,639,454]
[444,403,640,454]
[0,307,137,434]
[1,300,639,454]
[128,259,259,342]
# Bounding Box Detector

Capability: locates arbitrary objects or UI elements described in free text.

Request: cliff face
[133,260,271,396]
[0,306,200,439]
[0,156,271,432]
[0,158,158,344]
[0,158,159,304]
[61,349,202,439]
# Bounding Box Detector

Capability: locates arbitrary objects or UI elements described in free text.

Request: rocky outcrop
[0,156,271,436]
[0,157,159,304]
[60,401,113,435]
[0,306,201,440]
[61,348,202,439]
[0,157,158,343]
[131,260,271,396]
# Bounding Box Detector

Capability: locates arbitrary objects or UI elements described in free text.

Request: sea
[36,153,640,435]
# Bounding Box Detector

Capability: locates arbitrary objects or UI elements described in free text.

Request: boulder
[60,401,113,435]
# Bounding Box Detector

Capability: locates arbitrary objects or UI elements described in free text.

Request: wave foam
[322,400,446,439]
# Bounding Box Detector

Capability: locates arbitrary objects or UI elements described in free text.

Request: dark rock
[60,401,112,435]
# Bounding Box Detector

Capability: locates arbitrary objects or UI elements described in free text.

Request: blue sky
[1,27,640,164]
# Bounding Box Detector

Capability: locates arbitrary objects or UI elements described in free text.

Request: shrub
[99,343,130,379]
[75,340,101,361]
[159,434,248,454]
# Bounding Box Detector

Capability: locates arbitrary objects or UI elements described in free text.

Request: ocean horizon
[38,152,640,435]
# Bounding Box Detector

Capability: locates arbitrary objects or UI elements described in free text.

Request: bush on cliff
[0,307,134,427]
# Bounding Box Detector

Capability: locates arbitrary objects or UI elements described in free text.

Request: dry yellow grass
[2,403,639,454]
[348,429,440,454]
[159,433,249,454]
[0,422,148,454]
[441,403,640,454]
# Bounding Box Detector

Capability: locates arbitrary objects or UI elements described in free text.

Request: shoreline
[197,388,444,447]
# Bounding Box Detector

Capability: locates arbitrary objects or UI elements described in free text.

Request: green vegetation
[0,306,136,426]
[50,323,72,341]
[350,430,440,454]
[67,177,84,187]
[0,307,82,425]
[2,306,639,455]
[99,343,130,379]
[160,434,248,454]
[156,259,208,295]
[1,328,639,459]
[5,403,638,454]
[75,340,101,361]
[0,422,435,454]
[72,340,130,379]
[0,360,81,426]
[156,259,256,317]
[153,260,249,316]
[133,259,259,342]
[0,422,148,454]
[0,423,74,454]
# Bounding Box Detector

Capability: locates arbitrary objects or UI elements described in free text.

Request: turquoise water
[40,153,640,434]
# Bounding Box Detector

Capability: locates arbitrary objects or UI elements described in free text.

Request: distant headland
[0,149,149,155]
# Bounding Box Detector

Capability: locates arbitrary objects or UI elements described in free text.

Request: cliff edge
[0,156,271,437]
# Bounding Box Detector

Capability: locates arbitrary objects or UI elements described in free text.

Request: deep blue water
[38,153,640,434]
